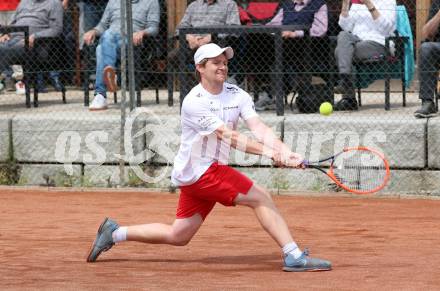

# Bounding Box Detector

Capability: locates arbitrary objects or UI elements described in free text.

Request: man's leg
[334,31,362,110]
[94,30,121,97]
[234,184,331,272]
[125,214,204,245]
[234,184,293,246]
[87,214,204,262]
[334,31,359,76]
[415,42,440,118]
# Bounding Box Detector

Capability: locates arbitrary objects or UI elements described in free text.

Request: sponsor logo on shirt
[226,86,239,94]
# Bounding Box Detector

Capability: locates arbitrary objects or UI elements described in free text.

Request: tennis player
[87,43,332,272]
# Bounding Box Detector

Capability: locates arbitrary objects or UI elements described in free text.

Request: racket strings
[332,150,387,191]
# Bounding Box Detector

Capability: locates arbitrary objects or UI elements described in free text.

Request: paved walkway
[0,79,427,120]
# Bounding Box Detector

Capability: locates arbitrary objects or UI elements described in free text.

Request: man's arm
[339,0,354,32]
[176,4,193,33]
[93,1,112,36]
[133,0,160,45]
[225,0,241,26]
[245,116,292,155]
[33,0,63,38]
[423,11,440,40]
[364,0,396,36]
[142,0,160,37]
[423,1,440,41]
[214,124,302,167]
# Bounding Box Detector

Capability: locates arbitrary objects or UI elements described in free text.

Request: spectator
[334,0,396,111]
[414,0,440,118]
[253,0,328,111]
[83,0,160,111]
[168,0,241,85]
[0,0,20,93]
[0,0,63,94]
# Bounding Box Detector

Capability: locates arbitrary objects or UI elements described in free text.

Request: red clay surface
[1,188,440,290]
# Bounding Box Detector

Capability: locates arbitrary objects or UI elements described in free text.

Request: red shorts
[177,162,253,220]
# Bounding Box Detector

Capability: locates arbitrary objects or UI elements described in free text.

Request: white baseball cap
[194,43,234,65]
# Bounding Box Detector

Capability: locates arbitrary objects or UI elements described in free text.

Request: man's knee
[419,42,440,61]
[99,30,117,45]
[245,186,274,207]
[169,229,195,246]
[337,30,351,43]
[170,236,191,246]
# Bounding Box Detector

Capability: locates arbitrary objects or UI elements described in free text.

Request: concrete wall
[0,117,9,162]
[2,113,440,196]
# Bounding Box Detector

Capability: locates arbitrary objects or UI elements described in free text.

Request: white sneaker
[11,65,24,81]
[15,81,25,94]
[89,93,108,111]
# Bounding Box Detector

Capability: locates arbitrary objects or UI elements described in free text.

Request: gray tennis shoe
[283,249,332,272]
[86,217,119,262]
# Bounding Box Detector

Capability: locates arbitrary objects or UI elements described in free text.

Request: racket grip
[299,160,309,168]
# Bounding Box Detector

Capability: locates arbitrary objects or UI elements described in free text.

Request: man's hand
[284,152,304,168]
[282,31,297,39]
[62,0,69,10]
[83,29,97,46]
[186,34,212,50]
[196,34,211,46]
[133,31,146,46]
[186,34,199,49]
[271,151,303,168]
[341,0,350,17]
[0,34,10,43]
[29,34,35,48]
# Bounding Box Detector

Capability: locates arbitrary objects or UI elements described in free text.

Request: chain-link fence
[0,0,439,195]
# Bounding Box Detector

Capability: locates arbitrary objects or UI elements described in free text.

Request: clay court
[1,188,440,290]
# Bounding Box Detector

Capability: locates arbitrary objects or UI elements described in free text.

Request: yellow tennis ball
[319,102,333,116]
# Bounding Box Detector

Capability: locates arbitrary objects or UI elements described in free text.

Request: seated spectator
[414,0,440,118]
[168,0,241,85]
[253,0,328,111]
[74,0,107,90]
[83,0,159,111]
[334,0,396,111]
[0,0,63,95]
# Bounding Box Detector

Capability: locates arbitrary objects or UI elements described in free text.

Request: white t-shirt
[171,82,258,186]
[338,0,396,46]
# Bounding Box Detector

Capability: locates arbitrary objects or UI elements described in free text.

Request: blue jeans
[95,30,122,97]
[0,37,25,72]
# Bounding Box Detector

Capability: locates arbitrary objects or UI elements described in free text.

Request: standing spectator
[414,0,440,118]
[83,0,160,111]
[334,0,396,111]
[0,0,63,94]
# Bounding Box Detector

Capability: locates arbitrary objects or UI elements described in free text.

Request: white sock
[282,242,302,259]
[112,226,127,243]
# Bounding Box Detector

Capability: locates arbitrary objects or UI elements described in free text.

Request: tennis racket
[301,146,390,194]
